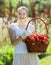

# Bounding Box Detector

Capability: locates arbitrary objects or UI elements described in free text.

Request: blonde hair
[17,6,29,14]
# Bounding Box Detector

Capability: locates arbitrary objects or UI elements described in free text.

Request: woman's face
[17,9,28,19]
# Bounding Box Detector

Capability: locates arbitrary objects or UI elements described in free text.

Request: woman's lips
[20,18,25,19]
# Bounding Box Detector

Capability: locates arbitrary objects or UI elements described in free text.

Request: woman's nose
[21,15,24,17]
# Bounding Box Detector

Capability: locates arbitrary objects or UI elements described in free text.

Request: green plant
[0,61,4,65]
[0,45,14,65]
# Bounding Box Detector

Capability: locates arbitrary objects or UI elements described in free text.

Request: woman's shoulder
[9,23,16,30]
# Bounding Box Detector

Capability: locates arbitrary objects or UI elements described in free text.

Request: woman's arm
[9,28,22,46]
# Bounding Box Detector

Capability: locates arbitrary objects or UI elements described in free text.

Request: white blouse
[9,23,35,54]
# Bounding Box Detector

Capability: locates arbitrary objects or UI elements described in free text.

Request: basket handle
[26,17,48,35]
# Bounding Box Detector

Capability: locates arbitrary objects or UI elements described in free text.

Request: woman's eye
[19,13,21,15]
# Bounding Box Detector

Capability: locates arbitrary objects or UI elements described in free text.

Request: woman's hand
[11,36,23,46]
[21,30,30,39]
[21,32,27,39]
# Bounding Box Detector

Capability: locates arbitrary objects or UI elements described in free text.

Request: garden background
[0,0,51,65]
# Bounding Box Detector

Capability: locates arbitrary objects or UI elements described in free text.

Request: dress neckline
[14,22,27,30]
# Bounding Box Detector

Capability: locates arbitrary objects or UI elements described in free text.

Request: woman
[9,6,40,65]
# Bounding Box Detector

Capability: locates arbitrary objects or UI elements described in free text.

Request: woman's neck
[16,18,27,29]
[17,19,26,24]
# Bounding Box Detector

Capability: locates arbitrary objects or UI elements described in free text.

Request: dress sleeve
[9,23,20,39]
[9,23,15,31]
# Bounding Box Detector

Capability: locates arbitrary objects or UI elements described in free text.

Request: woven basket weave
[25,17,49,53]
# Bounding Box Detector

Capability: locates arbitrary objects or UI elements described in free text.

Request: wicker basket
[25,17,49,53]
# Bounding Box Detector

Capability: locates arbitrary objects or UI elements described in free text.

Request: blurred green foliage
[0,45,14,65]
